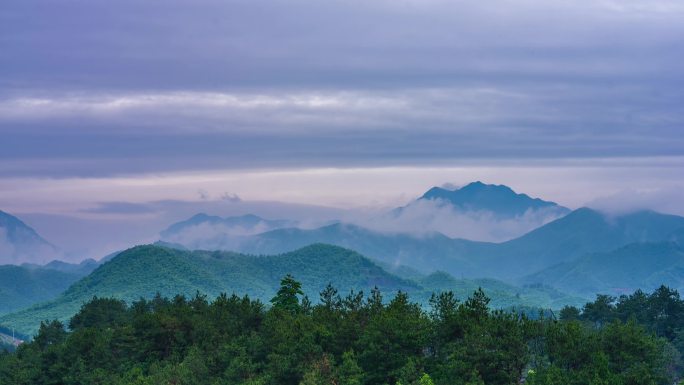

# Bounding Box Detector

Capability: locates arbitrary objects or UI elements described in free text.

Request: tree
[336,350,364,385]
[69,296,128,331]
[34,320,67,351]
[559,306,581,321]
[271,274,304,314]
[581,294,615,327]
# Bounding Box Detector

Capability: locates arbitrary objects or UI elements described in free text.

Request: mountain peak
[0,210,58,265]
[420,182,568,218]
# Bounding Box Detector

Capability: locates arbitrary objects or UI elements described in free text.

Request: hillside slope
[0,244,582,335]
[0,265,82,315]
[522,242,684,298]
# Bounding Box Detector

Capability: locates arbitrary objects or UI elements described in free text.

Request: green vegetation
[0,279,675,385]
[418,271,585,310]
[0,265,83,315]
[0,244,582,335]
[560,285,684,363]
[522,242,684,298]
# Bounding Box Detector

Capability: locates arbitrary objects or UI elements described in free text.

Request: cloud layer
[344,199,568,242]
[1,0,683,177]
[1,0,683,260]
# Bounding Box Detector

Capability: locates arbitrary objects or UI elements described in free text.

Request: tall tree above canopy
[270,274,304,314]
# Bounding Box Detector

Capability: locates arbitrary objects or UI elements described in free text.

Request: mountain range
[162,206,684,282]
[3,181,684,336]
[0,253,100,317]
[522,242,684,298]
[0,243,585,335]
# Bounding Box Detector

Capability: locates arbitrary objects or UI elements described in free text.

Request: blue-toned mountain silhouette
[416,181,569,218]
[0,210,59,265]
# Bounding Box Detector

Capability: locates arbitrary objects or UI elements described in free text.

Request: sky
[1,0,683,259]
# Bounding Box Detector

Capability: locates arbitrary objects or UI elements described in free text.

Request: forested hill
[0,265,84,315]
[1,244,416,335]
[522,242,684,297]
[0,244,583,335]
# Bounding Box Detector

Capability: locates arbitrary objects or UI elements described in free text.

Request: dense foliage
[0,278,675,385]
[561,285,684,372]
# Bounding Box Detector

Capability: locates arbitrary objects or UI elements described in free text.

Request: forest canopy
[0,277,679,385]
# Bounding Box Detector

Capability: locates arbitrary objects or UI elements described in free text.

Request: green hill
[233,223,489,277]
[521,242,684,298]
[0,244,581,335]
[0,265,83,315]
[0,244,417,334]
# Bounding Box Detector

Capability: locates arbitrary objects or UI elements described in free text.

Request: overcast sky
[1,0,683,256]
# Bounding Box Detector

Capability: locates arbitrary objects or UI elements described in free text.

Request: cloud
[1,0,683,92]
[440,183,460,191]
[1,0,683,257]
[1,86,682,178]
[13,197,346,262]
[160,220,287,250]
[342,199,567,242]
[82,201,158,215]
[586,187,684,216]
[221,193,242,202]
[0,0,682,179]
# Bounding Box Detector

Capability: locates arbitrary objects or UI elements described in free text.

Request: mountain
[0,265,84,316]
[0,244,582,335]
[418,181,570,218]
[223,222,490,277]
[490,208,684,277]
[521,242,684,298]
[0,210,59,264]
[159,213,296,249]
[213,208,684,281]
[22,258,100,276]
[374,182,572,241]
[1,258,100,316]
[0,244,416,334]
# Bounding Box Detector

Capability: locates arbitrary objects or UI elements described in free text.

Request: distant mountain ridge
[0,264,85,316]
[418,181,570,218]
[192,207,684,281]
[160,213,297,249]
[22,258,100,276]
[522,242,684,298]
[0,210,59,265]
